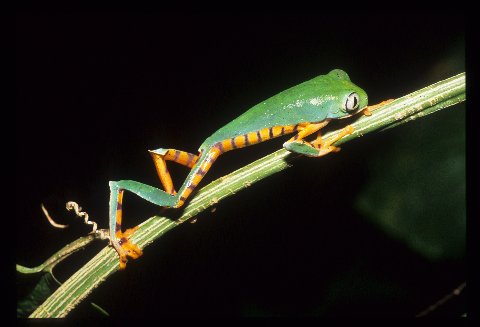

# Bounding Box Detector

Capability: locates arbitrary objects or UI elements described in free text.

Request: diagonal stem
[29,72,465,318]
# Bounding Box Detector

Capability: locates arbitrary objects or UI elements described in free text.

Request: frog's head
[325,69,368,119]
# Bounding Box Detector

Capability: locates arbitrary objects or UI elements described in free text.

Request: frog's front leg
[362,99,395,116]
[283,122,354,157]
[283,121,327,156]
[311,125,354,156]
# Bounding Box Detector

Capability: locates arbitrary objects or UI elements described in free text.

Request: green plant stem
[17,234,97,275]
[29,72,465,318]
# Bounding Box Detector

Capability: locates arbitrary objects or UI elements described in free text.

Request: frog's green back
[199,69,367,151]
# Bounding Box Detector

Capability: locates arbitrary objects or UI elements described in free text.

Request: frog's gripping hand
[283,123,354,157]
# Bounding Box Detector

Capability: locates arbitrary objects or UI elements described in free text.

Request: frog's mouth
[337,106,365,119]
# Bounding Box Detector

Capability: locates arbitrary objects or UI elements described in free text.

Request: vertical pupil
[347,94,358,110]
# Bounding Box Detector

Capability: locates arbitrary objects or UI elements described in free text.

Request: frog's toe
[115,226,143,269]
[119,254,128,270]
[123,226,140,238]
[121,239,143,259]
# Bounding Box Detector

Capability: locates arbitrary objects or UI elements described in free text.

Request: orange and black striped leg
[110,187,143,270]
[149,148,199,195]
[311,125,354,156]
[363,99,395,116]
[213,124,305,154]
[283,121,330,157]
[174,147,222,208]
[108,178,179,269]
[172,124,308,208]
[288,121,330,142]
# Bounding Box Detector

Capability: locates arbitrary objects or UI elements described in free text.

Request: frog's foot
[362,98,395,116]
[312,125,354,156]
[114,226,143,270]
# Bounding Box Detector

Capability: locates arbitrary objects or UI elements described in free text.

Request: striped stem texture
[29,72,465,318]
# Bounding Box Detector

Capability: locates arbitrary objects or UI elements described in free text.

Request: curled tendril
[65,201,110,241]
[66,201,96,232]
[65,202,109,240]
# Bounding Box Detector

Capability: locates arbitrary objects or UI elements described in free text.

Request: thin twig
[18,203,109,275]
[416,282,466,317]
[16,234,98,275]
[41,204,68,229]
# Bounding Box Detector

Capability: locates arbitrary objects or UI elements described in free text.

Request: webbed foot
[113,226,143,270]
[310,124,354,156]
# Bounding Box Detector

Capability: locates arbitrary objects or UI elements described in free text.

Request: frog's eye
[345,92,360,112]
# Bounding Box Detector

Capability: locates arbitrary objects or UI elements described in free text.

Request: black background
[16,13,465,317]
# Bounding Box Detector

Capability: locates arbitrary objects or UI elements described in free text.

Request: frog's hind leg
[109,187,142,269]
[109,147,221,269]
[149,148,200,195]
[174,146,222,208]
[109,179,178,269]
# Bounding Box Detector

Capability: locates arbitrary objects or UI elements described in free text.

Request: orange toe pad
[116,226,143,269]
